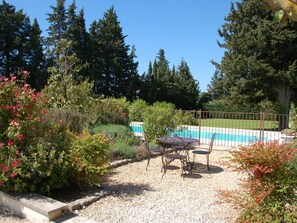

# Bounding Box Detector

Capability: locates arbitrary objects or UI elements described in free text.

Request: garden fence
[131,111,293,147]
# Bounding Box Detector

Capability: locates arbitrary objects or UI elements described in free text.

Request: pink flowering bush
[0,77,69,193]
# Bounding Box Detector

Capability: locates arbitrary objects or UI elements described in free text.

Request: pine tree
[156,49,170,81]
[89,7,139,98]
[27,19,48,90]
[46,0,67,48]
[175,59,199,109]
[207,66,226,100]
[46,0,67,67]
[0,1,31,77]
[216,0,297,113]
[66,3,89,79]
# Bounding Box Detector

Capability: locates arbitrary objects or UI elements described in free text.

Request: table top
[158,136,199,145]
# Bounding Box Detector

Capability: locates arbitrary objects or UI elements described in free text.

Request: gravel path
[78,147,241,223]
[0,147,242,223]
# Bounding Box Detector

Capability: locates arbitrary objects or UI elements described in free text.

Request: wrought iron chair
[192,133,216,173]
[143,131,163,171]
[145,141,163,171]
[161,136,189,176]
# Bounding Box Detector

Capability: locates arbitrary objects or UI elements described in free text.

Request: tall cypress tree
[46,0,67,65]
[66,3,89,79]
[27,19,48,90]
[46,0,67,46]
[175,59,199,109]
[0,1,31,77]
[216,0,297,113]
[89,6,139,98]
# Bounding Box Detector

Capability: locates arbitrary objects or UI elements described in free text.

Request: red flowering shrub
[219,140,297,222]
[0,77,69,193]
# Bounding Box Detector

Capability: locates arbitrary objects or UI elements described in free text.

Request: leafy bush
[92,124,139,160]
[95,98,130,126]
[219,141,297,222]
[142,102,177,142]
[68,131,110,189]
[142,102,196,142]
[113,141,135,159]
[0,76,70,193]
[15,143,69,194]
[128,99,148,122]
[46,108,88,133]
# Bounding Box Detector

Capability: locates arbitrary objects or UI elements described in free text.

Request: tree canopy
[141,49,200,110]
[208,0,297,113]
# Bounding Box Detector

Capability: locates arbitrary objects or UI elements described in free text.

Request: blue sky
[7,0,238,91]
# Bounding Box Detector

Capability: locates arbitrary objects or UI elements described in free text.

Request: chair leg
[206,154,210,173]
[192,153,196,165]
[146,155,151,171]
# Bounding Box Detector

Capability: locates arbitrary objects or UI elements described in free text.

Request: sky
[7,0,238,91]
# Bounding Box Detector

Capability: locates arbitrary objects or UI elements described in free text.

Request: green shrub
[68,131,110,189]
[95,98,130,125]
[142,102,195,142]
[93,124,137,145]
[92,124,139,160]
[46,108,88,133]
[174,109,198,126]
[112,141,135,159]
[128,99,148,122]
[15,143,69,194]
[219,141,297,222]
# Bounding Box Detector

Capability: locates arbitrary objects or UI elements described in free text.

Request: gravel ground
[78,147,242,223]
[0,147,242,223]
[0,206,30,223]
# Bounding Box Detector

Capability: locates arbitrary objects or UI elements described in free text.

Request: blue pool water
[131,125,266,143]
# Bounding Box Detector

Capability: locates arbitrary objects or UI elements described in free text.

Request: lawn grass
[200,118,279,130]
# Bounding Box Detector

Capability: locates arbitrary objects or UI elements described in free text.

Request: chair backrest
[208,133,216,153]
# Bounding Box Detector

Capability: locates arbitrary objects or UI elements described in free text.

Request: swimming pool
[130,124,267,144]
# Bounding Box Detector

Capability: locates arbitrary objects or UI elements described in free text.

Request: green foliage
[68,131,110,189]
[220,141,297,222]
[89,6,140,99]
[14,143,69,194]
[0,77,70,194]
[45,108,88,133]
[211,0,297,114]
[113,141,135,159]
[95,98,130,126]
[205,98,280,113]
[0,1,39,77]
[128,99,148,122]
[92,124,138,160]
[141,49,200,110]
[142,102,180,142]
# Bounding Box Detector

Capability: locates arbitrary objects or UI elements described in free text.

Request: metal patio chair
[192,133,216,173]
[161,136,189,176]
[145,141,163,171]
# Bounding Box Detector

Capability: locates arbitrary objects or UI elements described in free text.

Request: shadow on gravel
[196,163,223,173]
[102,182,154,197]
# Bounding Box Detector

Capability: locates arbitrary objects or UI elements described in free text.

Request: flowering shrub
[219,141,297,222]
[0,77,69,193]
[68,131,110,189]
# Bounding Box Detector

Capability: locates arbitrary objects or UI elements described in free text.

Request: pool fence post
[260,111,264,142]
[198,110,201,143]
